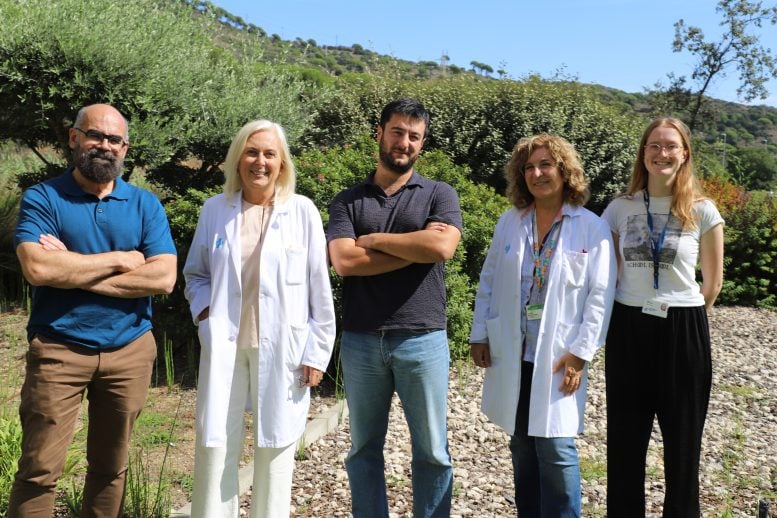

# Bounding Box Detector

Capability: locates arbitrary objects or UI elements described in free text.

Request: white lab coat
[183,192,336,448]
[469,204,615,437]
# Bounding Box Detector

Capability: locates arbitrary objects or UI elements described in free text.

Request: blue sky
[211,0,777,108]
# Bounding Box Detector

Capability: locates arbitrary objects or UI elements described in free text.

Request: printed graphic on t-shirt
[622,213,682,267]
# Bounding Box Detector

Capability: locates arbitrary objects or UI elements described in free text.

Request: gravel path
[284,306,777,517]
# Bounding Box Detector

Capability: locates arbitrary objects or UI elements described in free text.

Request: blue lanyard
[643,190,669,290]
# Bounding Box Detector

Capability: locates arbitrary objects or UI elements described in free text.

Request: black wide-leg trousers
[605,302,712,518]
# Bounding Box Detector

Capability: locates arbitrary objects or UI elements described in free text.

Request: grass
[386,473,407,489]
[579,456,607,482]
[125,388,184,517]
[134,408,176,449]
[295,434,308,461]
[719,383,760,401]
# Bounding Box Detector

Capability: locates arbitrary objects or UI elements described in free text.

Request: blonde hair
[504,134,590,209]
[223,120,296,203]
[627,117,703,229]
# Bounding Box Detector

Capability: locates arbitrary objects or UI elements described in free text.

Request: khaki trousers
[8,331,156,518]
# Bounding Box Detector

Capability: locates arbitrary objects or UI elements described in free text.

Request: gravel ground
[281,306,777,517]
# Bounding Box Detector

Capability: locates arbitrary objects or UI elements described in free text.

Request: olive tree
[0,0,312,190]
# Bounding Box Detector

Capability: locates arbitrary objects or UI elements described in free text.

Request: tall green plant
[0,414,22,516]
[124,390,184,518]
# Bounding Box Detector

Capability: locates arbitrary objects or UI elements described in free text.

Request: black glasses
[74,127,127,147]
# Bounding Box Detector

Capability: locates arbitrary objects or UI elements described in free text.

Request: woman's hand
[552,352,586,395]
[197,307,209,322]
[302,365,325,388]
[470,343,491,368]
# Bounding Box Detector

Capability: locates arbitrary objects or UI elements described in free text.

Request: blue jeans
[341,329,453,518]
[510,361,581,518]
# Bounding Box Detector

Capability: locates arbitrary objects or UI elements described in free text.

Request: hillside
[188,0,777,151]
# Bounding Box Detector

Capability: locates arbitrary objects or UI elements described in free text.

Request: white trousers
[191,348,297,518]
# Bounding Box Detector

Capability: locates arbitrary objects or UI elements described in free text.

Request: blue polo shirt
[14,168,176,349]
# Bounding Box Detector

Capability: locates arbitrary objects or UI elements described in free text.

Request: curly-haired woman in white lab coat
[470,134,615,517]
[183,120,336,518]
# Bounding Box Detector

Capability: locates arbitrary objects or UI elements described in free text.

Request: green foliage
[0,414,22,516]
[124,448,172,518]
[156,188,219,348]
[303,75,644,214]
[703,177,777,308]
[0,0,312,190]
[0,166,22,303]
[730,146,777,190]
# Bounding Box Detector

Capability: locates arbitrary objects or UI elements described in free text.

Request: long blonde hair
[627,117,703,228]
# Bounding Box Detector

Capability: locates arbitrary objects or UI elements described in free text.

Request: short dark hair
[379,98,431,138]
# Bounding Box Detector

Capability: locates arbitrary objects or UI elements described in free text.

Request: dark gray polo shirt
[327,171,463,332]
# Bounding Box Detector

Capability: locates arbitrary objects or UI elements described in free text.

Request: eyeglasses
[644,143,683,155]
[74,127,128,147]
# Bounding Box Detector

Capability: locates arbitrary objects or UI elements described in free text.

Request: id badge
[526,304,544,320]
[642,298,669,318]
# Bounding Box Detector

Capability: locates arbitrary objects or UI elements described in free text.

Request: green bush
[0,0,313,190]
[719,191,777,308]
[303,74,645,213]
[703,177,777,308]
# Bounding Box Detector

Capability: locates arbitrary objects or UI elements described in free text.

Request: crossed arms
[17,234,176,298]
[328,221,461,277]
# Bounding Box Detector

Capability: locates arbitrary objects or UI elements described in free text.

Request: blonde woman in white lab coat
[183,120,336,518]
[470,134,615,517]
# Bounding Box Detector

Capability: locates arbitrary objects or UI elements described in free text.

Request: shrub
[302,74,645,213]
[702,177,777,308]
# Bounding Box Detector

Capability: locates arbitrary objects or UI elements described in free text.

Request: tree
[469,60,494,76]
[659,0,777,132]
[0,0,311,191]
[732,146,777,188]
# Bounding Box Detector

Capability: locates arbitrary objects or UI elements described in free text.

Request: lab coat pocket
[563,251,588,289]
[485,316,503,360]
[287,323,310,369]
[197,317,212,350]
[285,245,307,285]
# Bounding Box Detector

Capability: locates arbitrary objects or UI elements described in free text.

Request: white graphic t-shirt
[602,191,724,307]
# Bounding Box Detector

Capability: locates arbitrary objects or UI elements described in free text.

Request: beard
[73,147,124,184]
[378,138,418,175]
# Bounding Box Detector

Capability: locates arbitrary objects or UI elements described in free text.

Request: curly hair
[504,134,590,209]
[626,117,703,229]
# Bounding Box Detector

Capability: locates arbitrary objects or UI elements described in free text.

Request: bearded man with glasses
[9,103,177,517]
